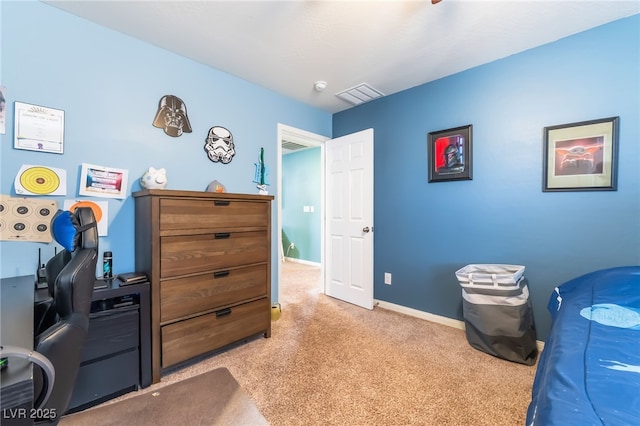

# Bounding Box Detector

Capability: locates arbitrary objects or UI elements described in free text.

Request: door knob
[362,226,370,233]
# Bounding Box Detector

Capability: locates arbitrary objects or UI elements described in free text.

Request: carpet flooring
[60,367,267,426]
[62,261,537,425]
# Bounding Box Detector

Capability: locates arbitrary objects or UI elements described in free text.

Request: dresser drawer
[159,198,268,232]
[160,264,268,322]
[161,298,270,367]
[160,231,268,278]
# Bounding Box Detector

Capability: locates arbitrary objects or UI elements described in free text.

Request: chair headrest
[51,207,98,252]
[75,207,99,250]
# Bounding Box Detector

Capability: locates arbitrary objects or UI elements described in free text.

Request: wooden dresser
[133,189,273,383]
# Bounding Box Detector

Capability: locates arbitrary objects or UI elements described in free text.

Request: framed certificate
[79,163,129,199]
[14,101,65,154]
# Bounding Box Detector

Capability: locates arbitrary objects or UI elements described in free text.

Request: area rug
[59,367,268,426]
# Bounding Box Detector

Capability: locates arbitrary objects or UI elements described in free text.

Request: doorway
[277,124,328,301]
[276,124,374,310]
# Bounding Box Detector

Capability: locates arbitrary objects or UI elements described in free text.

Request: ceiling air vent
[336,83,384,106]
[282,140,311,155]
[282,141,310,152]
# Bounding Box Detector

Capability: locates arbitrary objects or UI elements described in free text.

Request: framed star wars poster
[428,124,473,183]
[543,117,619,192]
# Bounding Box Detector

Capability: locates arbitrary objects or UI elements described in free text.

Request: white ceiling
[44,0,639,113]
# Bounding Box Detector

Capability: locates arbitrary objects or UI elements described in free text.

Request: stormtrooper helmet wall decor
[204,126,235,164]
[152,95,192,137]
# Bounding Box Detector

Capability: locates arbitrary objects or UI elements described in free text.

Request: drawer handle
[213,270,230,278]
[215,308,232,317]
[214,200,230,206]
[214,232,230,239]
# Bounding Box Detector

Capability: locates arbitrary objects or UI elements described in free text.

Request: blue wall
[333,15,640,340]
[0,1,332,304]
[2,2,638,341]
[282,147,322,263]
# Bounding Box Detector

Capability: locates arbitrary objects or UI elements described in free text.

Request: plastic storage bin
[455,264,538,365]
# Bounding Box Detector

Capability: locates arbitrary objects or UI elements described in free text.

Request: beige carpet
[60,367,267,426]
[63,261,537,425]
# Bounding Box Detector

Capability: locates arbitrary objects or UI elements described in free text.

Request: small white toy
[140,167,168,189]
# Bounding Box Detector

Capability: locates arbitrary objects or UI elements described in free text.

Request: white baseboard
[374,299,545,352]
[283,257,321,267]
[375,299,466,330]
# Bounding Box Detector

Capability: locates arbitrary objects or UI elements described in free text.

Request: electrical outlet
[384,272,392,285]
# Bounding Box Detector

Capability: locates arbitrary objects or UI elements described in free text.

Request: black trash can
[455,264,538,365]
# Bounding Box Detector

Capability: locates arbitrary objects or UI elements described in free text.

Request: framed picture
[14,101,65,154]
[428,124,472,182]
[79,163,129,199]
[543,117,619,192]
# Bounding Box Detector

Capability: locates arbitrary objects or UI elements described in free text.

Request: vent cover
[336,83,384,106]
[282,140,310,152]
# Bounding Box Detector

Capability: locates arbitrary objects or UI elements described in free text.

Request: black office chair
[32,207,99,424]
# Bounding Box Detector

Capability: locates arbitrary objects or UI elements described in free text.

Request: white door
[325,128,374,310]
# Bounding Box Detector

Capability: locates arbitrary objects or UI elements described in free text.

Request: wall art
[14,164,67,196]
[543,117,619,192]
[428,124,472,182]
[0,194,57,242]
[14,101,65,154]
[0,86,6,134]
[204,126,235,164]
[152,95,192,137]
[79,163,129,199]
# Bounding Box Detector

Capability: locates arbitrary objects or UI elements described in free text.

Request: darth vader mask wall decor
[152,95,192,137]
[204,126,235,164]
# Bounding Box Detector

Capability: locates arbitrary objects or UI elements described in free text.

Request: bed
[526,266,640,425]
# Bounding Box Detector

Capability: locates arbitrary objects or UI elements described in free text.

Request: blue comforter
[526,266,640,425]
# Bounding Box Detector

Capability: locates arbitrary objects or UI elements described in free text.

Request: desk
[1,275,35,426]
[2,276,151,421]
[36,279,151,395]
